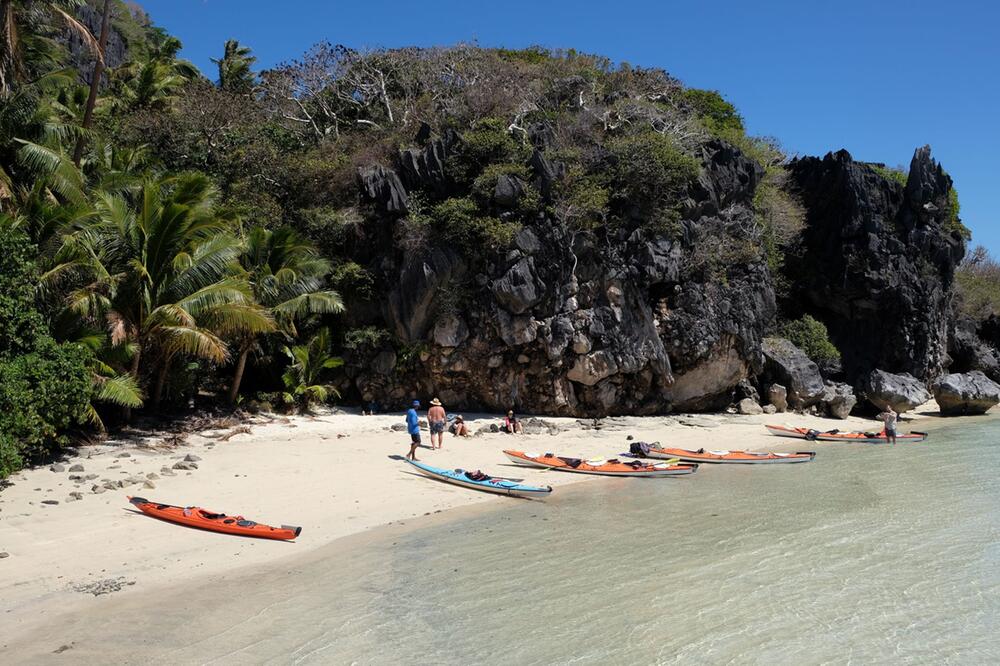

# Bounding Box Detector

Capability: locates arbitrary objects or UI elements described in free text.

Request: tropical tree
[281,327,342,409]
[53,172,274,409]
[228,225,343,402]
[212,39,256,93]
[0,0,99,96]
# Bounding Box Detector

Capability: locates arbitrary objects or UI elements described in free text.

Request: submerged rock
[933,371,1000,415]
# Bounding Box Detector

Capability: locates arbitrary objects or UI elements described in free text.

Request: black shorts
[885,428,896,437]
[410,433,421,444]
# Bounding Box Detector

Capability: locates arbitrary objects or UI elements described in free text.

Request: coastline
[0,404,944,654]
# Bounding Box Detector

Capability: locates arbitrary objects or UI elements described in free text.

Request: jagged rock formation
[786,147,966,385]
[863,369,931,413]
[948,317,1000,382]
[344,130,776,415]
[341,119,964,417]
[933,371,1000,415]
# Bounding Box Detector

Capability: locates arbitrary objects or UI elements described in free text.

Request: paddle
[488,475,526,482]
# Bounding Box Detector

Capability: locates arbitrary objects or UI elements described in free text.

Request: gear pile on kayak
[629,441,815,464]
[503,450,698,476]
[765,424,928,443]
[403,459,552,498]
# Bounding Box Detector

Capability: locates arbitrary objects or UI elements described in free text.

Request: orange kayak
[128,496,301,540]
[503,450,697,477]
[765,424,928,444]
[645,446,815,464]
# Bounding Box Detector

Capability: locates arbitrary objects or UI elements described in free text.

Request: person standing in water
[877,405,898,444]
[427,397,446,450]
[406,399,422,460]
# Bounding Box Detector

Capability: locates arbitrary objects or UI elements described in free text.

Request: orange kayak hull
[647,447,815,464]
[128,496,301,540]
[503,450,697,476]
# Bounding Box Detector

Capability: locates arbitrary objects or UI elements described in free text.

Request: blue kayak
[403,459,553,499]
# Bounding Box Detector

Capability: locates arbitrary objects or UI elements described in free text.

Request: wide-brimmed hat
[430,397,442,406]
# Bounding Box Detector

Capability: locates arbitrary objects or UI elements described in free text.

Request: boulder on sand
[821,380,856,419]
[933,371,1000,415]
[767,384,788,412]
[864,369,930,412]
[761,338,825,408]
[738,398,763,415]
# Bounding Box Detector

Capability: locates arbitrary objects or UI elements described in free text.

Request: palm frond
[95,374,144,408]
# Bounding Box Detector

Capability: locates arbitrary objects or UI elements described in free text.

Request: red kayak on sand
[128,496,301,540]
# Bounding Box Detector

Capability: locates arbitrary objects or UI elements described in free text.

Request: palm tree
[228,225,343,403]
[112,58,187,111]
[72,0,112,166]
[212,39,256,93]
[55,172,274,410]
[0,0,100,96]
[281,328,343,409]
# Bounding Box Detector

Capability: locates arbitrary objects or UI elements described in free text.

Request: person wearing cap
[428,397,447,449]
[405,399,422,460]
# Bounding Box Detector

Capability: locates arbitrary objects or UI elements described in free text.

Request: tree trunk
[228,344,250,404]
[151,358,170,410]
[0,0,19,95]
[72,0,112,166]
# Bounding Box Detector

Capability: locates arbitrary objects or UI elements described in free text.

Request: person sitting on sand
[428,397,446,450]
[406,399,422,460]
[450,414,470,437]
[877,405,898,445]
[501,410,523,434]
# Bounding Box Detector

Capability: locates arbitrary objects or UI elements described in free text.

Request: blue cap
[412,399,421,406]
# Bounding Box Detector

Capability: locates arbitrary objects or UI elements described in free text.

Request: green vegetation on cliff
[0,2,972,473]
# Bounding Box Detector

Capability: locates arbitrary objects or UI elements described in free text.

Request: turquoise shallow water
[10,418,1000,665]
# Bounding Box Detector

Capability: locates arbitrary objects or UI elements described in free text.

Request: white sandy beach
[0,405,938,653]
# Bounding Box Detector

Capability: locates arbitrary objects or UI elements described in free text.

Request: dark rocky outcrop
[947,317,1000,382]
[786,147,965,385]
[358,165,408,215]
[340,116,965,418]
[343,136,778,415]
[863,369,931,412]
[761,338,825,408]
[933,371,1000,415]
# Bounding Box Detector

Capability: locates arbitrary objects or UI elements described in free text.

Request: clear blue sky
[141,0,998,253]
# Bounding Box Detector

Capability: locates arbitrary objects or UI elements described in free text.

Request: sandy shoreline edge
[0,404,945,652]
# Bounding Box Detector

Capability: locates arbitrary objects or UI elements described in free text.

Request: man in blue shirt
[406,399,422,461]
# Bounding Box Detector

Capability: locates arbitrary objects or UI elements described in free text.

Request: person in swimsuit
[502,410,523,434]
[877,405,898,445]
[450,415,470,437]
[427,398,446,449]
